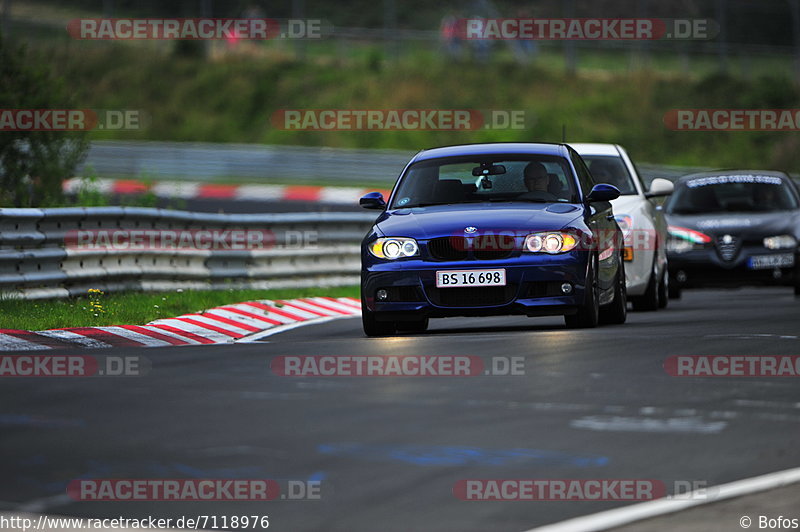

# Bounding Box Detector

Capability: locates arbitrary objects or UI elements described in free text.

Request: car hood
[374,203,584,239]
[665,211,800,239]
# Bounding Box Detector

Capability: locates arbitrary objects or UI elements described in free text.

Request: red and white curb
[63,178,391,205]
[0,297,361,351]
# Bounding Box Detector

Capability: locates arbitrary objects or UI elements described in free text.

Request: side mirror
[359,192,386,210]
[586,183,620,203]
[646,178,674,198]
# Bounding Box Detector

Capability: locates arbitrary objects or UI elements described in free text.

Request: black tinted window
[667,175,798,214]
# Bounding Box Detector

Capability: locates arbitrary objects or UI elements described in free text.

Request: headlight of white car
[614,214,633,239]
[524,232,578,254]
[369,237,419,259]
[763,235,797,250]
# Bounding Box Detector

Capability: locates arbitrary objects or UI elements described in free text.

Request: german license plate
[435,269,506,288]
[747,253,795,270]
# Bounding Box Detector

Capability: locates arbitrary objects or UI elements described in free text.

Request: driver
[523,162,550,192]
[518,161,558,201]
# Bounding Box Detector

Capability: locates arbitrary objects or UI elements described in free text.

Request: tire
[361,304,396,337]
[668,273,682,300]
[396,318,429,333]
[632,256,659,311]
[794,264,800,297]
[657,266,669,308]
[600,255,627,325]
[565,255,599,329]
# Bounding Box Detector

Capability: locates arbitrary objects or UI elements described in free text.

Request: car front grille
[715,235,740,262]
[427,236,516,261]
[428,237,468,261]
[426,285,517,307]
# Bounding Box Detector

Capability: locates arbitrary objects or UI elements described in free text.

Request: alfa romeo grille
[715,235,740,261]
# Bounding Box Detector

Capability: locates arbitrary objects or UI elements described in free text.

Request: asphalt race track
[1,287,798,531]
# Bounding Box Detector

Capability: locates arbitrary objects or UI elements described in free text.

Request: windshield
[666,174,798,214]
[582,155,638,195]
[390,155,578,209]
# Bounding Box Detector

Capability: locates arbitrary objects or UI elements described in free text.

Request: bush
[0,35,89,207]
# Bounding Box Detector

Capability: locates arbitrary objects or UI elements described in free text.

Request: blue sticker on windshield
[397,197,410,206]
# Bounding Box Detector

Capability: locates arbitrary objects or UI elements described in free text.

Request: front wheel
[632,257,659,311]
[794,265,800,297]
[668,273,682,299]
[600,256,627,325]
[657,266,669,309]
[565,255,599,329]
[362,306,396,337]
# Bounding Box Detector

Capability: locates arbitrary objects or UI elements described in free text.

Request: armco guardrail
[0,207,378,299]
[80,141,413,184]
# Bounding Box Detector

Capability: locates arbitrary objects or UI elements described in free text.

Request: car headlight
[524,232,578,254]
[614,214,633,239]
[763,235,797,250]
[368,237,419,259]
[667,225,711,254]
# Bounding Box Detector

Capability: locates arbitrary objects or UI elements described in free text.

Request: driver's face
[525,171,549,191]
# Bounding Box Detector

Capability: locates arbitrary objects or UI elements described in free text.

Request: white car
[572,143,674,310]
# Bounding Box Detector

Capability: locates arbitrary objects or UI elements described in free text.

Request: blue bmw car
[358,143,627,336]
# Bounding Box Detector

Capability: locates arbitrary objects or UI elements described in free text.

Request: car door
[569,148,619,300]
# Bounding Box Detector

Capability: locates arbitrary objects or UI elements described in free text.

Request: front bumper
[361,252,589,320]
[668,247,798,288]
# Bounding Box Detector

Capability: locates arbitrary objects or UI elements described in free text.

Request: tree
[0,35,89,207]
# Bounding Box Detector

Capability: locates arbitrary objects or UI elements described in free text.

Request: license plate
[436,269,506,288]
[747,253,795,270]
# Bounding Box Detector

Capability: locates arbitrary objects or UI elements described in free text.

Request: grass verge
[0,286,360,331]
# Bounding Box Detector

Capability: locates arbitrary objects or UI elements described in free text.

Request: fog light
[376,289,389,301]
[561,283,573,294]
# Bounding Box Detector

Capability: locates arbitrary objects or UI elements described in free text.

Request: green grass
[0,286,359,331]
